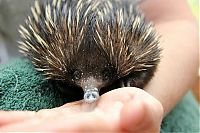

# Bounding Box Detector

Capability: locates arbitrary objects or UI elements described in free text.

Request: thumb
[120,89,164,133]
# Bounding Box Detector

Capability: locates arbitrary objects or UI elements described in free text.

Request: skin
[140,0,198,116]
[0,88,163,132]
[0,0,198,132]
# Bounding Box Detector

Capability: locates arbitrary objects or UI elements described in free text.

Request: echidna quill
[18,0,161,103]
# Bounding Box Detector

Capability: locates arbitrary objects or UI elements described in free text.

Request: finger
[0,111,35,126]
[100,87,137,103]
[59,100,83,109]
[97,87,139,112]
[58,87,138,113]
[0,108,69,127]
[0,109,117,132]
[120,90,164,133]
[0,100,124,132]
[60,87,140,114]
[57,87,135,113]
[0,87,142,132]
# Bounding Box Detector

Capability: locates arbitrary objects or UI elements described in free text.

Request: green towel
[0,59,199,132]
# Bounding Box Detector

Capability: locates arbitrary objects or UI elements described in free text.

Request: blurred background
[0,0,33,64]
[0,0,199,64]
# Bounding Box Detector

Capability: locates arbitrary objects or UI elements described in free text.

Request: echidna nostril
[84,89,99,103]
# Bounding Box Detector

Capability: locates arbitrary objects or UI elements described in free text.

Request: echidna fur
[18,0,161,102]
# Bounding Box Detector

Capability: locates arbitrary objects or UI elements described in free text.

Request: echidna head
[64,41,119,103]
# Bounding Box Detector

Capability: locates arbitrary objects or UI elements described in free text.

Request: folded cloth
[0,59,199,132]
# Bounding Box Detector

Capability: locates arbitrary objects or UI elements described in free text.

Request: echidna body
[18,0,161,103]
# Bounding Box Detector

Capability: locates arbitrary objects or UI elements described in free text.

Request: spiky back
[19,0,161,82]
[94,0,161,77]
[19,0,99,80]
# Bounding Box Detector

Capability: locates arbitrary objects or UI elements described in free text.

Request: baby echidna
[18,0,161,103]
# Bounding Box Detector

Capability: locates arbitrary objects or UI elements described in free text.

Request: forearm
[140,0,195,23]
[140,0,199,116]
[145,20,198,116]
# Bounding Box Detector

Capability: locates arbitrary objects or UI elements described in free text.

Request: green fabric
[0,59,199,132]
[0,59,66,111]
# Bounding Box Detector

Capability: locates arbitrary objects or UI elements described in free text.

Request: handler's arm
[140,0,199,116]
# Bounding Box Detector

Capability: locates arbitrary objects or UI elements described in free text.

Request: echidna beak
[84,87,99,103]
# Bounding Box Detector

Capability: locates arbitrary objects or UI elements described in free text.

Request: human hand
[0,87,163,132]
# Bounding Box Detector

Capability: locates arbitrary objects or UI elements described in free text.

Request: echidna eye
[102,67,115,81]
[103,72,109,80]
[73,70,83,80]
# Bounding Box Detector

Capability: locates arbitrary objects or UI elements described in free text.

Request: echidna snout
[84,88,99,103]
